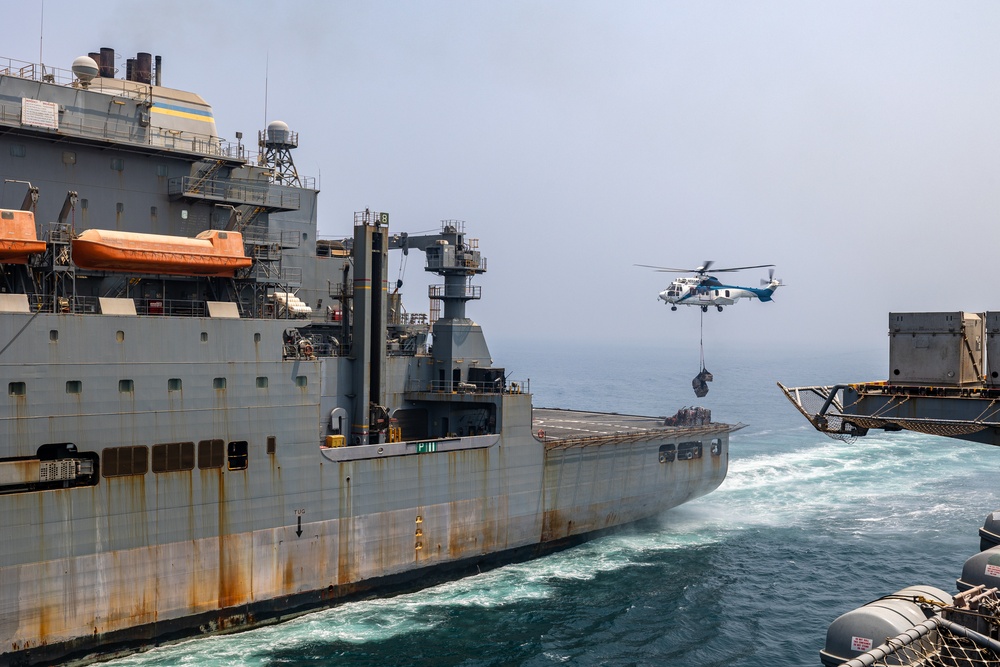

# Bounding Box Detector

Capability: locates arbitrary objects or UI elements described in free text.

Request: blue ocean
[106,341,1000,667]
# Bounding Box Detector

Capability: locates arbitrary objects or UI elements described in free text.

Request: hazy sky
[5,1,1000,358]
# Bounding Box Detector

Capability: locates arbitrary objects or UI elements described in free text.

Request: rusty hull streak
[218,467,251,610]
[0,430,729,665]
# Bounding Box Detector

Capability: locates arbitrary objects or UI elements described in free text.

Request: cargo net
[776,384,869,443]
[777,383,992,443]
[840,622,1000,667]
[840,588,1000,667]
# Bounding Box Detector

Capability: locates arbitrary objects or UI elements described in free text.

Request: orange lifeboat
[72,229,253,277]
[0,209,46,264]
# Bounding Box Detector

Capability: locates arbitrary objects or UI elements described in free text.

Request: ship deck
[532,407,732,443]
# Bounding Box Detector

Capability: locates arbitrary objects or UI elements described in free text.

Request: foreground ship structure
[0,50,739,665]
[781,311,1000,666]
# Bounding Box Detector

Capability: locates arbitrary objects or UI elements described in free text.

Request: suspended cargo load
[0,210,46,264]
[71,228,252,277]
[692,367,713,398]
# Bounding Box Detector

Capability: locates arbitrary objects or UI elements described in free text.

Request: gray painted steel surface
[0,51,734,666]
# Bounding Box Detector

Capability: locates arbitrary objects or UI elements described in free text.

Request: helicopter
[637,261,782,312]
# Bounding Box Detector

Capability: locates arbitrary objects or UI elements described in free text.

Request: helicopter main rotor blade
[707,263,776,273]
[636,261,776,274]
[634,264,704,273]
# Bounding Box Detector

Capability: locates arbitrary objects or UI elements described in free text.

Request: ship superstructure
[781,311,1000,666]
[0,49,738,666]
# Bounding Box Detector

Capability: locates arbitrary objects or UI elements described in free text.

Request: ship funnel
[71,56,99,88]
[98,47,115,78]
[136,52,152,84]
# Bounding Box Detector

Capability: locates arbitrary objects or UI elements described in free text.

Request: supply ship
[0,49,739,666]
[781,312,1000,666]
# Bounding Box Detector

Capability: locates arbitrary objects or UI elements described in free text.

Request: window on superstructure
[201,332,208,342]
[256,376,268,388]
[254,333,261,343]
[62,151,76,165]
[168,378,182,391]
[102,446,148,477]
[8,382,25,396]
[678,441,703,461]
[266,436,276,455]
[658,444,675,463]
[66,380,82,394]
[156,164,168,177]
[197,439,224,469]
[151,442,195,473]
[213,377,227,390]
[110,158,124,171]
[9,144,25,158]
[49,329,58,342]
[227,440,249,470]
[119,379,134,393]
[295,376,307,387]
[710,438,722,457]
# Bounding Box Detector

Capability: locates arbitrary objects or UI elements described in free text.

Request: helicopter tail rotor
[761,268,785,287]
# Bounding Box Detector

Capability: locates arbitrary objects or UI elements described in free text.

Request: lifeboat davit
[72,229,253,277]
[0,209,46,264]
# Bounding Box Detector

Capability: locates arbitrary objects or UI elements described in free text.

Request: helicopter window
[725,290,730,297]
[713,290,718,296]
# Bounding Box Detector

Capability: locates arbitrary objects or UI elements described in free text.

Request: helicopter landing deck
[532,407,736,445]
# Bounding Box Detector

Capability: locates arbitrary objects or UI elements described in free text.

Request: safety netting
[838,618,1000,667]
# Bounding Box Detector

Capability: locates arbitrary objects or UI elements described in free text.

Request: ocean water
[106,341,1000,667]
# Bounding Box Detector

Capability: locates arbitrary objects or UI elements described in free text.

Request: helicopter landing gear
[701,306,708,312]
[717,305,723,312]
[671,306,677,311]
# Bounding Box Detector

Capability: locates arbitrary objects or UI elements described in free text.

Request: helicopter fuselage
[659,276,780,311]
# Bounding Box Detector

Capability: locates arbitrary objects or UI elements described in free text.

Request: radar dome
[72,56,99,87]
[267,120,290,143]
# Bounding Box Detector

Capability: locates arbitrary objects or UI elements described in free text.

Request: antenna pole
[38,0,44,67]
